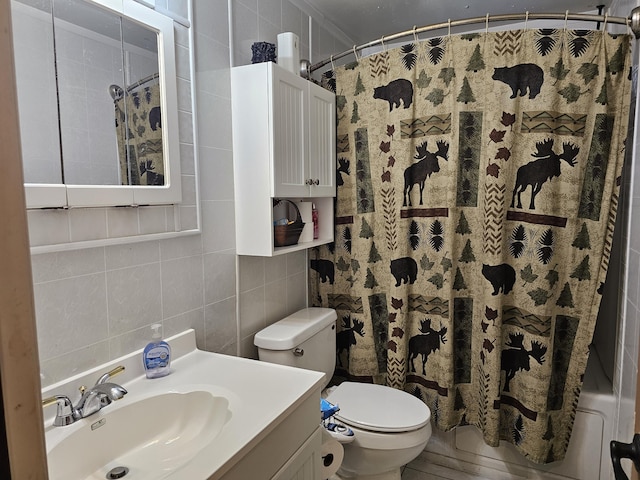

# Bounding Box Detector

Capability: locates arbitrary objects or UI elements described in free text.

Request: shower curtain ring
[564,10,569,31]
[413,25,419,44]
[381,35,386,51]
[352,45,359,61]
[330,54,335,70]
[524,11,529,30]
[448,19,452,38]
[485,13,490,33]
[603,12,609,32]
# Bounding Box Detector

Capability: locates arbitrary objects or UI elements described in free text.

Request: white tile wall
[27,0,351,384]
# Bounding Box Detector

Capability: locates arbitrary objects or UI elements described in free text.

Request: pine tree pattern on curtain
[310,29,631,463]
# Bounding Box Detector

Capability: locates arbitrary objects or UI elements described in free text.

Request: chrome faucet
[73,382,127,418]
[42,366,128,426]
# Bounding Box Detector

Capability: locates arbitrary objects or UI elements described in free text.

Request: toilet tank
[254,308,337,388]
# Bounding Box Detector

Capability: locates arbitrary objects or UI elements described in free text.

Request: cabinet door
[272,67,310,198]
[271,428,322,480]
[308,83,336,197]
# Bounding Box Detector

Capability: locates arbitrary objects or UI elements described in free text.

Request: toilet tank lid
[254,308,337,350]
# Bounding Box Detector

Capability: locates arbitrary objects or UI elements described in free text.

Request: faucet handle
[95,365,125,385]
[42,395,75,426]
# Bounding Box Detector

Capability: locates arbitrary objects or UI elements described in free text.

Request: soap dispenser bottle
[143,324,171,378]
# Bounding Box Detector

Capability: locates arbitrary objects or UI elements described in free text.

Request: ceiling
[305,0,613,45]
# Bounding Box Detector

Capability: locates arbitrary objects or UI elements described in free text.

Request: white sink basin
[46,386,231,480]
[41,330,324,479]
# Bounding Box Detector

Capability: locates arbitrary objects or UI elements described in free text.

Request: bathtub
[411,346,617,479]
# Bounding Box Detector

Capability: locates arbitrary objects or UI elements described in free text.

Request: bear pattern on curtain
[310,28,631,463]
[115,82,164,186]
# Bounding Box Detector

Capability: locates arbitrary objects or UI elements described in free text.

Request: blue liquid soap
[143,324,171,378]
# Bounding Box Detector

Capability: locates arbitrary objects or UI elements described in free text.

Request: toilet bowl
[254,308,433,480]
[326,382,431,480]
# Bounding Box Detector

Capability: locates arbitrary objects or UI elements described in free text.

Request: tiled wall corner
[217,0,350,358]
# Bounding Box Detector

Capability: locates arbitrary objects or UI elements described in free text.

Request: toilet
[254,307,432,480]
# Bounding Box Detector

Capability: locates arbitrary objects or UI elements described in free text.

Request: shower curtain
[115,82,164,186]
[310,28,631,463]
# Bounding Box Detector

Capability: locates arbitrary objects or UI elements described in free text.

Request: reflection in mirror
[116,17,164,185]
[54,0,163,186]
[54,0,125,185]
[11,0,62,184]
[12,0,164,187]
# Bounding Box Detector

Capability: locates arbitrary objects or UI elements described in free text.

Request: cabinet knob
[305,179,313,185]
[313,179,320,185]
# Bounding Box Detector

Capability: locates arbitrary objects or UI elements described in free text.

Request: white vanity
[41,330,325,480]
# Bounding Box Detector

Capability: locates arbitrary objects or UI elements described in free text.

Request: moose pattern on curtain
[310,28,631,463]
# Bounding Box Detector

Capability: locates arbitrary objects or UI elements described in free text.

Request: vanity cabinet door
[271,427,322,480]
[308,83,336,197]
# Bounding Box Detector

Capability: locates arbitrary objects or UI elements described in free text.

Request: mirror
[12,0,61,184]
[11,0,181,208]
[56,0,163,186]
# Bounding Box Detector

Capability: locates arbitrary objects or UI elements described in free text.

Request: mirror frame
[23,0,181,209]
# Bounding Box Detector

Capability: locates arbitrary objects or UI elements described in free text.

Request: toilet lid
[326,382,431,433]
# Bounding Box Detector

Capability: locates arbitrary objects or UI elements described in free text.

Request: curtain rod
[126,72,159,93]
[308,8,640,74]
[110,73,159,101]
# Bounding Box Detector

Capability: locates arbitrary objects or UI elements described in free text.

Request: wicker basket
[273,199,305,247]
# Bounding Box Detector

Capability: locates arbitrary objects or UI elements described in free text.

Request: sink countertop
[41,329,325,479]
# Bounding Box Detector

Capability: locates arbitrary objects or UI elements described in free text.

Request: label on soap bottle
[145,345,169,369]
[143,340,171,378]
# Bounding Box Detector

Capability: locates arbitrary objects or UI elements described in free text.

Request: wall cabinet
[231,62,336,256]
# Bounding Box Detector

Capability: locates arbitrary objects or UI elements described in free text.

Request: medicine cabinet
[231,62,336,256]
[12,0,181,208]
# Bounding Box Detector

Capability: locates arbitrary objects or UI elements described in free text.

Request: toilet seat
[326,382,431,433]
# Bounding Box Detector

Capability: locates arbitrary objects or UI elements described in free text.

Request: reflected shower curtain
[115,82,164,186]
[310,29,631,463]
